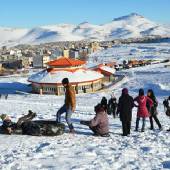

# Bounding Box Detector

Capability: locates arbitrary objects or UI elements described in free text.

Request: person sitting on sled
[80,104,109,137]
[0,110,36,134]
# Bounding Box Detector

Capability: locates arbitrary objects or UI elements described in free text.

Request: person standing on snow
[56,78,76,133]
[134,88,153,132]
[147,89,162,130]
[108,93,118,118]
[100,96,108,113]
[163,96,170,131]
[117,88,134,136]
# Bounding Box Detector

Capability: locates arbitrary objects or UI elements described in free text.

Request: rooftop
[47,57,86,67]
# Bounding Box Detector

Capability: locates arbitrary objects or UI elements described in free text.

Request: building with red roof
[28,57,104,95]
[47,57,86,68]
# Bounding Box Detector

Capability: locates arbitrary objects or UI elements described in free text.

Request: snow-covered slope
[0,46,170,169]
[0,13,170,46]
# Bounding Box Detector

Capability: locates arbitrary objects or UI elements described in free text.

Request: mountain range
[0,13,170,47]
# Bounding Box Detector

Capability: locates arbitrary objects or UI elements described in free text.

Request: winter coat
[147,96,158,116]
[134,96,153,118]
[65,84,76,110]
[117,94,134,122]
[2,119,16,129]
[89,110,109,135]
[108,98,117,111]
[101,97,108,111]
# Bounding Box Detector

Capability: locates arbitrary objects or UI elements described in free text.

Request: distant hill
[0,13,170,47]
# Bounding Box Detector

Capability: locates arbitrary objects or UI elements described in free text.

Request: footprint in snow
[140,146,151,152]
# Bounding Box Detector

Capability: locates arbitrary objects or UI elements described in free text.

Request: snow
[1,13,170,47]
[28,69,104,84]
[100,66,116,74]
[89,43,170,64]
[0,43,170,169]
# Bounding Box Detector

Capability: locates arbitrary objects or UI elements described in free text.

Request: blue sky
[1,0,170,28]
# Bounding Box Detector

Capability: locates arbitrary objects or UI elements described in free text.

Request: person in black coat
[101,97,108,112]
[108,93,118,118]
[117,88,134,136]
[165,96,170,131]
[147,89,162,130]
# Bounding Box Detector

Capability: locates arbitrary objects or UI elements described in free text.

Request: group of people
[117,88,163,136]
[0,77,169,137]
[56,78,169,137]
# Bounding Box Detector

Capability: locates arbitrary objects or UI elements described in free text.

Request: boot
[17,110,36,127]
[68,124,75,134]
[69,129,75,134]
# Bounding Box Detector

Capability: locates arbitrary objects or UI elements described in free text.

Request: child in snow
[80,104,109,137]
[0,114,16,134]
[0,110,36,134]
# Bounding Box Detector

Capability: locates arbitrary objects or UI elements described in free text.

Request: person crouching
[80,104,109,137]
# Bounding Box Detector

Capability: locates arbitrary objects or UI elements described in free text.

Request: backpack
[21,121,40,136]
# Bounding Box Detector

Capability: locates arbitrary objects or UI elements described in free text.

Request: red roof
[47,57,86,67]
[46,67,87,73]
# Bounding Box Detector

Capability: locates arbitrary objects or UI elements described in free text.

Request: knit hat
[0,114,7,121]
[122,88,128,95]
[62,78,69,84]
[139,88,144,96]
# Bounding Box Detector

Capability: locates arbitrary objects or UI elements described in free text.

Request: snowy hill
[0,44,170,169]
[0,13,170,46]
[0,27,28,46]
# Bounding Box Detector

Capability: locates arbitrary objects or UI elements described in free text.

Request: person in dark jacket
[80,104,109,137]
[108,93,118,118]
[163,96,170,117]
[147,89,162,130]
[101,97,108,112]
[164,96,170,131]
[117,88,134,136]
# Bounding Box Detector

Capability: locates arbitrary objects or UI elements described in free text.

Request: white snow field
[0,44,170,170]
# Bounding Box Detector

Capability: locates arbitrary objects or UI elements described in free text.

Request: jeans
[136,117,146,131]
[56,104,74,130]
[149,115,162,129]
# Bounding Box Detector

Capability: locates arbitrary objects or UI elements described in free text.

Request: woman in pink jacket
[134,89,153,132]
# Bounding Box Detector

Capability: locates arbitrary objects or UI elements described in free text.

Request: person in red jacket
[134,88,153,132]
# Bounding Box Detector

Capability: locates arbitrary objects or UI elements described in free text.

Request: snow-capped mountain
[0,27,28,46]
[0,13,170,46]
